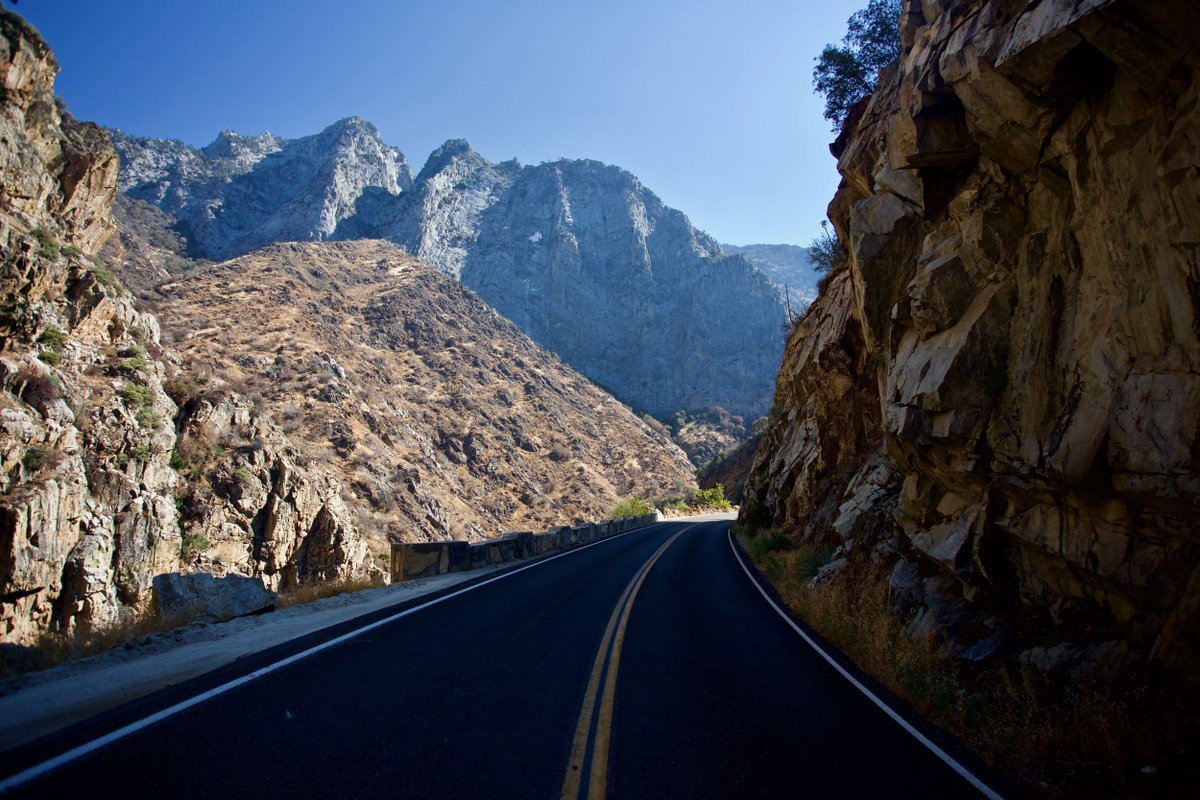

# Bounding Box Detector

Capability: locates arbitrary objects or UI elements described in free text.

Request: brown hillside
[138,240,696,543]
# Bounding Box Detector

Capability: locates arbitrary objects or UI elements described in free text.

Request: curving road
[0,519,1001,798]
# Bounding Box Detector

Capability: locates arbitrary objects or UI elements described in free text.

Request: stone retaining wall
[389,512,662,583]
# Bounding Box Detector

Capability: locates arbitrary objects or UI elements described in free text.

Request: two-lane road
[0,520,999,798]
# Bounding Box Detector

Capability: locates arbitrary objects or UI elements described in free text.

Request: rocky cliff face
[460,159,783,419]
[113,128,787,420]
[720,243,821,312]
[111,117,413,261]
[336,139,522,279]
[743,0,1200,686]
[0,10,178,642]
[0,15,393,645]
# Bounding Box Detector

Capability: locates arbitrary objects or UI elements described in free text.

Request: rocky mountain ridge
[742,0,1200,693]
[110,127,785,420]
[110,117,413,261]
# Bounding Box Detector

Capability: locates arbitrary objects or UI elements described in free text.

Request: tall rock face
[110,116,413,260]
[460,159,784,419]
[0,10,179,642]
[743,0,1200,686]
[0,14,386,645]
[720,243,821,313]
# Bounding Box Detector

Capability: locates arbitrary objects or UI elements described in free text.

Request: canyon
[0,11,696,645]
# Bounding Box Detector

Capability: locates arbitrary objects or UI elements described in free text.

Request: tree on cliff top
[813,0,903,130]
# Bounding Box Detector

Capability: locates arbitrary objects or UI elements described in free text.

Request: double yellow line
[560,527,688,800]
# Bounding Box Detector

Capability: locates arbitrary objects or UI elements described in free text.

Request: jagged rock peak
[200,128,284,161]
[110,116,414,260]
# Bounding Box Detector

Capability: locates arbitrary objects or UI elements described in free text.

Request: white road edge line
[726,530,1004,800]
[0,522,677,794]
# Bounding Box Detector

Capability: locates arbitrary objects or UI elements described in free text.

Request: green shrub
[135,406,160,429]
[233,467,254,485]
[30,228,60,260]
[610,497,653,519]
[796,543,838,580]
[37,350,61,366]
[694,484,732,510]
[128,442,154,461]
[37,329,68,350]
[118,353,148,372]
[120,383,154,408]
[180,532,211,559]
[748,530,793,562]
[169,448,187,470]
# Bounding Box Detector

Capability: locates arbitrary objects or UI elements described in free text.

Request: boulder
[152,572,275,625]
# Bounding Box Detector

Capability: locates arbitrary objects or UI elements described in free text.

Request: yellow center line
[561,526,690,800]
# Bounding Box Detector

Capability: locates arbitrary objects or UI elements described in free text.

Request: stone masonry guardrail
[389,512,663,583]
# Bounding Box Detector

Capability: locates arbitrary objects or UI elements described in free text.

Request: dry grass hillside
[124,239,696,544]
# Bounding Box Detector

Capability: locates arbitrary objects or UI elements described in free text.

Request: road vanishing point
[0,518,1003,798]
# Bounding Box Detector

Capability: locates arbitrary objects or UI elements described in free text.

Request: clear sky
[16,0,865,247]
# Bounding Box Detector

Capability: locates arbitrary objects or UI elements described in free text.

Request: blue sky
[19,0,866,247]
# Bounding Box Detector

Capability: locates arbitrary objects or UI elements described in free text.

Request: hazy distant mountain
[721,242,820,313]
[110,124,785,419]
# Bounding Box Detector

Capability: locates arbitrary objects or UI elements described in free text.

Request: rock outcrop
[337,139,521,279]
[111,117,413,261]
[742,0,1200,688]
[0,9,179,642]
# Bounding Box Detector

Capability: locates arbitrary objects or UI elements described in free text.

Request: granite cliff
[743,0,1200,690]
[459,159,783,419]
[112,129,786,421]
[720,242,821,313]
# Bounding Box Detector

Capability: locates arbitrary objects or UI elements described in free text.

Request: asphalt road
[0,519,1000,798]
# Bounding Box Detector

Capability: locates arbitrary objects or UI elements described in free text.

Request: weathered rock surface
[336,139,521,280]
[110,117,413,261]
[0,9,179,643]
[742,0,1200,688]
[152,571,275,624]
[0,13,389,644]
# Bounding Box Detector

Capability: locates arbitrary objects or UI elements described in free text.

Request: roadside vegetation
[275,574,387,608]
[732,522,1192,797]
[609,484,733,520]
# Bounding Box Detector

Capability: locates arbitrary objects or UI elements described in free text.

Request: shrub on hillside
[610,497,653,519]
